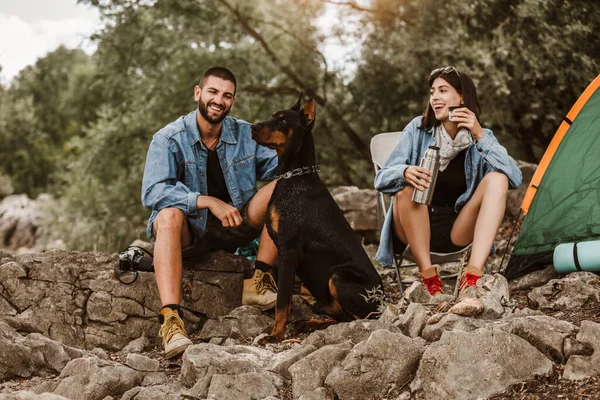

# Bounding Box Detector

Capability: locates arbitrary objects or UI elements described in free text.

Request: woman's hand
[404,166,432,191]
[451,107,484,140]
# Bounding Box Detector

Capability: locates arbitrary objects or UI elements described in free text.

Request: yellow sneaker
[242,269,278,310]
[159,307,192,358]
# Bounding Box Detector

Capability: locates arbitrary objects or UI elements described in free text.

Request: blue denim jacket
[374,116,522,266]
[142,111,278,239]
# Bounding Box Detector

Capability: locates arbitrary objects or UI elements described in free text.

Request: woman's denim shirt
[374,116,522,267]
[142,111,277,239]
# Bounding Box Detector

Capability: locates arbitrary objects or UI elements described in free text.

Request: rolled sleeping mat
[553,241,600,274]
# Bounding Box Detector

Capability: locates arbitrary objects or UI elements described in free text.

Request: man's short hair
[199,67,237,95]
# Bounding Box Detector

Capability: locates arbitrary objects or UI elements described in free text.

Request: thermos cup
[412,145,440,205]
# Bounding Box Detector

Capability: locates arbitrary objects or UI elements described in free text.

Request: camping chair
[370,131,473,297]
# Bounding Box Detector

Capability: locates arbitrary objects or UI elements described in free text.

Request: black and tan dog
[251,94,383,342]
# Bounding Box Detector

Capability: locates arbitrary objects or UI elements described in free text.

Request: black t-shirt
[431,149,467,207]
[206,148,232,204]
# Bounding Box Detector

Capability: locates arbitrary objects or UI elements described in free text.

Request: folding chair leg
[393,257,404,297]
[453,250,469,298]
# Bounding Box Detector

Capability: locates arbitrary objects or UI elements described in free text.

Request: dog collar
[275,164,321,180]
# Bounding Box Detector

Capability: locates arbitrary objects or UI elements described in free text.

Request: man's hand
[197,196,242,228]
[404,166,432,191]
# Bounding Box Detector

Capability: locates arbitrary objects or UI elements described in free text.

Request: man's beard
[198,99,230,124]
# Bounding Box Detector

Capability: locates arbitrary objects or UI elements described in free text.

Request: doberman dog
[251,94,383,343]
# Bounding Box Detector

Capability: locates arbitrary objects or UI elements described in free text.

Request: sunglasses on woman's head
[430,66,459,78]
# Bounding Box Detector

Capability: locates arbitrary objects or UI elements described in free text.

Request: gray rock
[121,384,182,400]
[421,314,487,342]
[325,330,424,400]
[378,304,402,325]
[289,343,352,399]
[331,186,377,231]
[395,302,431,338]
[125,353,160,372]
[141,371,169,386]
[0,194,59,253]
[205,372,278,400]
[298,387,334,400]
[198,305,273,341]
[403,282,453,304]
[0,392,70,400]
[563,321,600,380]
[472,274,510,320]
[0,321,83,380]
[528,275,600,311]
[180,343,275,389]
[304,319,401,348]
[413,328,552,399]
[91,348,109,360]
[563,337,594,361]
[565,271,600,285]
[503,315,577,362]
[266,343,317,379]
[505,161,536,218]
[120,334,151,355]
[508,265,559,292]
[53,356,143,400]
[0,250,245,351]
[448,297,484,317]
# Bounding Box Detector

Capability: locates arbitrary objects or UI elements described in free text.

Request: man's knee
[154,208,186,234]
[248,181,277,226]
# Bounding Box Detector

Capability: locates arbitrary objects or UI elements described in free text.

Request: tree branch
[322,0,378,13]
[250,16,330,102]
[241,85,300,96]
[215,0,371,162]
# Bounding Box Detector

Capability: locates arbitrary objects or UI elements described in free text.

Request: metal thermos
[412,145,440,205]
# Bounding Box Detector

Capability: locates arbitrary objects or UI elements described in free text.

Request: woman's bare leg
[392,186,434,274]
[451,172,509,275]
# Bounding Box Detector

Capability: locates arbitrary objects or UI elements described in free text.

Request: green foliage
[3,0,599,251]
[347,0,600,161]
[0,171,14,199]
[360,284,389,314]
[0,47,97,196]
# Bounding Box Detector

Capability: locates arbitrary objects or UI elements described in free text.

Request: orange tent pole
[521,74,600,214]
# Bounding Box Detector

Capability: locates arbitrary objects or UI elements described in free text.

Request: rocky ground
[1,178,599,399]
[0,241,599,400]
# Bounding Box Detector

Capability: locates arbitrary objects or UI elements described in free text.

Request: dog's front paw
[257,330,285,345]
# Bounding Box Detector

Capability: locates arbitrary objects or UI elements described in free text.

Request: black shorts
[182,202,261,259]
[393,205,464,255]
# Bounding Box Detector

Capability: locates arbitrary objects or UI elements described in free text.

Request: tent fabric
[505,74,600,280]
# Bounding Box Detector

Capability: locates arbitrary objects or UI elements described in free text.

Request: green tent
[505,74,600,280]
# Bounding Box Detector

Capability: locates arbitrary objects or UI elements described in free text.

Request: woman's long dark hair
[419,67,481,130]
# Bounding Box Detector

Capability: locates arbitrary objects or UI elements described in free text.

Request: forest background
[0,0,598,252]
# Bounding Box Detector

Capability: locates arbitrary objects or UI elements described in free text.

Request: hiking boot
[242,269,278,310]
[159,307,192,359]
[458,271,482,299]
[420,265,444,296]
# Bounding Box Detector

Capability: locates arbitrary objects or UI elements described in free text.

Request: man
[142,67,279,358]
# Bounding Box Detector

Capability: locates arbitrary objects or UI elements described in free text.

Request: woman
[374,66,522,296]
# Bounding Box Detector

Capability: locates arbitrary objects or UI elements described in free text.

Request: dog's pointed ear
[302,98,315,127]
[291,92,303,112]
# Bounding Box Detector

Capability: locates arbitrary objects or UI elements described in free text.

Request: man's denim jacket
[142,111,278,239]
[374,116,522,267]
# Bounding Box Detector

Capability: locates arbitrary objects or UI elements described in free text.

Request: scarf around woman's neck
[435,124,473,171]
